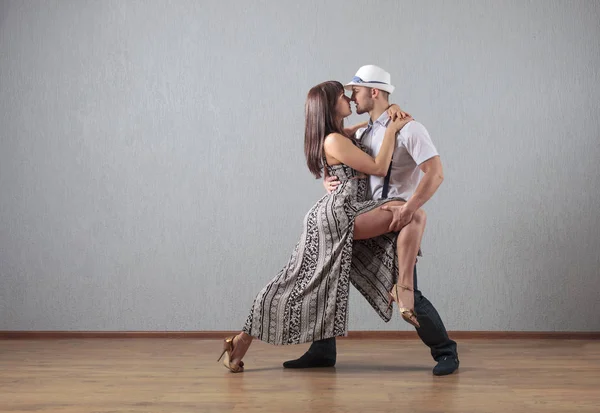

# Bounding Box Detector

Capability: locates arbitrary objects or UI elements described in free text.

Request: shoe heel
[401,310,420,328]
[217,337,233,362]
[389,284,420,328]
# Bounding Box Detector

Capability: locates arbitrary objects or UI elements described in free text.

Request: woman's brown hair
[304,81,346,178]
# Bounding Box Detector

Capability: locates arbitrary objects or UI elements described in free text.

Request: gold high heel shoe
[217,336,245,373]
[388,284,420,328]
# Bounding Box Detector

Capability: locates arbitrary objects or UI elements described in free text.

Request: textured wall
[1,0,599,331]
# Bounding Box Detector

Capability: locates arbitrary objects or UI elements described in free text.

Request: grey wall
[1,0,599,332]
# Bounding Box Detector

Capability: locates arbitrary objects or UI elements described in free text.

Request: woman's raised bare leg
[354,201,427,326]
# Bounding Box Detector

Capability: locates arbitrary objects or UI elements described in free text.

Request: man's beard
[355,101,373,115]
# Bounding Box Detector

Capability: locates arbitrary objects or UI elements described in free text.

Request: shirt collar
[368,110,391,128]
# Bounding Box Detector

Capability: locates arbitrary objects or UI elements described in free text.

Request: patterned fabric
[242,145,403,345]
[350,234,399,323]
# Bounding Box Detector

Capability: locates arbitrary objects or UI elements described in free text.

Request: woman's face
[335,92,352,119]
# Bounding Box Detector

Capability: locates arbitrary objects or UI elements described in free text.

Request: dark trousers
[310,265,457,361]
[412,265,457,360]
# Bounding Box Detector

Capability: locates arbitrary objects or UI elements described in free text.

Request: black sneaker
[432,356,459,376]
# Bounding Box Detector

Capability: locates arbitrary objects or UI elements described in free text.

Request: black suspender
[382,163,392,199]
[359,124,393,199]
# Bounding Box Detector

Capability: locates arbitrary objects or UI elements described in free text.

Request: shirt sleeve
[401,121,439,165]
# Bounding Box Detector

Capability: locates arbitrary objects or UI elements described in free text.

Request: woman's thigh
[353,200,404,240]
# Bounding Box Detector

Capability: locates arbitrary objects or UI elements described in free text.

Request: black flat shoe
[432,356,459,376]
[283,338,336,369]
[283,351,336,368]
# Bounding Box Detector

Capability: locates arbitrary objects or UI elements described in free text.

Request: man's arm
[405,155,444,212]
[381,155,444,231]
[323,164,340,193]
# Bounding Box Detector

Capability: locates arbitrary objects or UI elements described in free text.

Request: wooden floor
[1,338,599,413]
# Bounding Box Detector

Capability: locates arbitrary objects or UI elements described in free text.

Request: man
[283,65,459,376]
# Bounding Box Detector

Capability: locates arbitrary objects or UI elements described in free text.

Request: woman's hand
[387,104,411,121]
[389,114,414,134]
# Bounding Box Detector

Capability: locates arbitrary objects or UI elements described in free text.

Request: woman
[218,81,426,372]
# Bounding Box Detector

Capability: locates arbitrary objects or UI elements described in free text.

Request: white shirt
[355,112,439,201]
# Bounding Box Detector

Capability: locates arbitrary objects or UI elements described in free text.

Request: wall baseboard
[0,331,598,340]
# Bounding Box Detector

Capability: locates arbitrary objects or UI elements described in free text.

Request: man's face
[350,86,373,115]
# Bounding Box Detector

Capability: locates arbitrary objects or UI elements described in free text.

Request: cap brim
[344,81,395,94]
